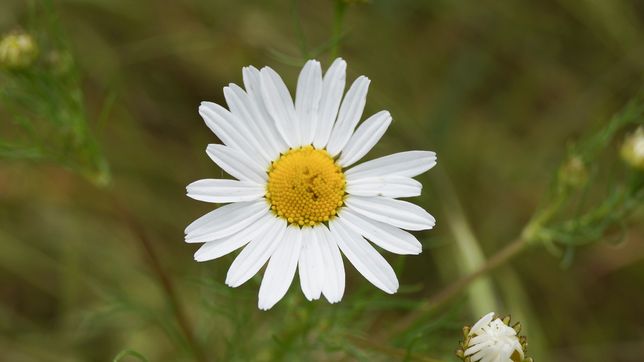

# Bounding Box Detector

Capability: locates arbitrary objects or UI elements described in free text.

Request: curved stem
[390,238,529,336]
[109,193,209,362]
[348,335,446,362]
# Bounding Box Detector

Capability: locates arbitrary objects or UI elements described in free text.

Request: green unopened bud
[558,155,588,188]
[621,127,644,171]
[0,31,39,69]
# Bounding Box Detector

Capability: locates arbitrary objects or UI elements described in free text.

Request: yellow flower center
[266,146,345,226]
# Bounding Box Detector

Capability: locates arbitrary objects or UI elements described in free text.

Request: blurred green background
[1,0,643,361]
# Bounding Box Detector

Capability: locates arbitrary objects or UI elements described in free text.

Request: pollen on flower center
[266,146,345,226]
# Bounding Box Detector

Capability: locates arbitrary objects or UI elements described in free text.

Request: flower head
[457,312,532,362]
[558,155,587,188]
[0,31,38,69]
[186,58,436,309]
[621,127,644,171]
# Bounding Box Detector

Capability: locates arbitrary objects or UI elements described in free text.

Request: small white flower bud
[457,312,532,362]
[0,31,39,69]
[621,127,644,171]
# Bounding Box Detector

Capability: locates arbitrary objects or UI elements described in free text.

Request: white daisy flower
[457,312,531,362]
[186,58,436,310]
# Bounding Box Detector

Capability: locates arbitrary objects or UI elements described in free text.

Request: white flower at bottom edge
[185,58,436,310]
[461,312,528,362]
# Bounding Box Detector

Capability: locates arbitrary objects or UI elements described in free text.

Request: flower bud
[457,312,532,362]
[558,155,588,188]
[0,31,39,69]
[621,127,644,171]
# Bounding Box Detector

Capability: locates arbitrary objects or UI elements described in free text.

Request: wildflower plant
[522,98,644,258]
[457,312,532,362]
[0,0,643,361]
[0,1,109,185]
[185,59,436,309]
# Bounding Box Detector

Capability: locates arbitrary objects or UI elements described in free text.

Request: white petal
[346,175,421,198]
[185,200,268,243]
[467,342,494,360]
[337,209,422,255]
[225,217,286,287]
[330,220,398,294]
[470,312,495,335]
[295,60,323,146]
[223,84,274,163]
[186,179,264,203]
[326,76,371,156]
[199,102,256,159]
[194,213,273,261]
[258,225,303,310]
[463,340,491,356]
[317,225,345,303]
[298,227,323,301]
[345,196,435,231]
[259,66,299,148]
[206,144,267,183]
[313,58,346,149]
[345,151,437,181]
[242,66,288,157]
[338,110,391,167]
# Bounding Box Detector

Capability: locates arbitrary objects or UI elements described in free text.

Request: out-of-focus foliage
[0,1,109,185]
[0,0,643,362]
[523,99,644,259]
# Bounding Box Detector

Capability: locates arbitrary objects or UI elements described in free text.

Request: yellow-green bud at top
[621,127,644,171]
[558,155,588,188]
[0,31,39,69]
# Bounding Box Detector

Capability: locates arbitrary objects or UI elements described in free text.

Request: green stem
[330,0,348,60]
[291,0,309,58]
[348,335,446,362]
[435,168,498,317]
[389,238,530,336]
[109,193,209,362]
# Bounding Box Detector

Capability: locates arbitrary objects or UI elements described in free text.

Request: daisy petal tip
[184,235,201,244]
[408,246,423,255]
[258,298,278,311]
[326,294,344,304]
[305,59,320,66]
[304,294,321,302]
[224,278,237,288]
[334,57,346,66]
[384,286,398,295]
